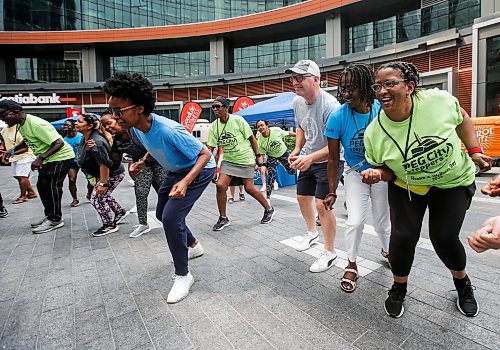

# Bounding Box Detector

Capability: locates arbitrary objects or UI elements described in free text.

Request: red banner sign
[232,96,255,113]
[180,102,203,133]
[66,107,81,118]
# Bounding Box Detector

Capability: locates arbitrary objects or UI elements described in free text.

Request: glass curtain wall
[486,35,500,116]
[2,0,303,30]
[14,58,82,83]
[348,0,480,53]
[110,51,210,79]
[234,34,326,72]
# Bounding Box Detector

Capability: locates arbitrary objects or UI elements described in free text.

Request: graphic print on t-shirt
[349,121,370,155]
[219,131,238,151]
[403,133,454,176]
[302,117,320,142]
[268,140,283,154]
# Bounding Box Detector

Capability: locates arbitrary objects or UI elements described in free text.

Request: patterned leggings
[266,151,296,198]
[134,162,166,225]
[90,172,125,225]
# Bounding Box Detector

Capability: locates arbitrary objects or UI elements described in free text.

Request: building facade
[0,0,499,120]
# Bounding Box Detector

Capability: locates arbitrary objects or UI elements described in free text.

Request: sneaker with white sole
[310,250,337,273]
[167,272,194,304]
[114,210,130,225]
[273,182,279,191]
[92,223,119,237]
[129,205,137,213]
[31,216,47,228]
[0,207,8,218]
[129,224,151,238]
[32,219,64,234]
[188,242,204,259]
[296,231,319,251]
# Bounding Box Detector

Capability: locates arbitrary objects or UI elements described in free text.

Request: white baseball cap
[285,60,320,77]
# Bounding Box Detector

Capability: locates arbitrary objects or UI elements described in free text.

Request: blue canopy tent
[235,92,296,128]
[236,92,297,188]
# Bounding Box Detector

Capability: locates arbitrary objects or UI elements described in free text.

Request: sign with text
[180,102,203,133]
[232,96,255,113]
[66,107,81,118]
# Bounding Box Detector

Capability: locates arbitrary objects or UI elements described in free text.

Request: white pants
[344,171,391,262]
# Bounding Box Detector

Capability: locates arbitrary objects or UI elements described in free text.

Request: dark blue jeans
[156,167,215,276]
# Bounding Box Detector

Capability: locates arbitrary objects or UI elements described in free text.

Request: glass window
[350,23,373,53]
[374,17,395,48]
[486,35,500,116]
[421,2,449,36]
[397,10,420,43]
[13,57,82,84]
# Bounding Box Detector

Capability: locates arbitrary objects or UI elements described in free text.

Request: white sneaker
[273,182,279,191]
[32,219,64,234]
[129,205,137,213]
[167,272,194,304]
[260,185,267,192]
[310,250,337,273]
[188,242,204,260]
[295,231,319,251]
[129,224,151,238]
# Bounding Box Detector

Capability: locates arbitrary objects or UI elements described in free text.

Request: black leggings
[388,181,475,277]
[265,151,296,198]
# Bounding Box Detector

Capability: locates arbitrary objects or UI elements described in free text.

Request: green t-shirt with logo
[207,114,255,165]
[258,127,289,158]
[364,89,475,189]
[19,114,75,163]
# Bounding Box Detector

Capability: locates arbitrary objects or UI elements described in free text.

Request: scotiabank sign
[0,93,62,104]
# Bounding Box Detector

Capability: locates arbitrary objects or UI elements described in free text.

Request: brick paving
[0,166,499,350]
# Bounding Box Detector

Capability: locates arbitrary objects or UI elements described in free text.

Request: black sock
[453,275,470,288]
[393,281,407,290]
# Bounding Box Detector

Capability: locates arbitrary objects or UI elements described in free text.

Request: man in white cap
[286,59,341,273]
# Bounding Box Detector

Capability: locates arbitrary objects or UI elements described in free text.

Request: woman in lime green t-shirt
[256,120,296,200]
[361,61,491,319]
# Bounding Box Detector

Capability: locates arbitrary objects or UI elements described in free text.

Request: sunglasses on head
[105,104,136,118]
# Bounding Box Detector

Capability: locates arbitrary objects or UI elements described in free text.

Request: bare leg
[216,174,232,217]
[243,178,270,209]
[297,194,316,232]
[68,168,78,200]
[14,176,28,199]
[316,198,336,252]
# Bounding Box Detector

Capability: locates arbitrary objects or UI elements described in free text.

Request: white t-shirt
[293,89,340,160]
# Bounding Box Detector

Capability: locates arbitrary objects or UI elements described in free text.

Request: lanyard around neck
[216,116,229,147]
[377,99,414,163]
[351,104,374,133]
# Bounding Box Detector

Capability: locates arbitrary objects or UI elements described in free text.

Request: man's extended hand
[169,180,188,199]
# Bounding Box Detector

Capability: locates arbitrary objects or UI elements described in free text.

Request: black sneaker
[455,276,479,317]
[114,210,130,225]
[384,283,406,318]
[213,216,230,231]
[0,207,8,218]
[261,207,275,224]
[93,223,119,237]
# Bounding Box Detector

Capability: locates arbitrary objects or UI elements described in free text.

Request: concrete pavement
[0,166,499,350]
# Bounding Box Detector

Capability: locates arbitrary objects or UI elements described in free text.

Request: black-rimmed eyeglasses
[105,105,136,118]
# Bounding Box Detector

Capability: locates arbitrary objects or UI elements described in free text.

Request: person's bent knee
[162,213,182,233]
[216,182,228,194]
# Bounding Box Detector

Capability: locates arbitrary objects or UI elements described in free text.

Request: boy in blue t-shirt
[323,63,391,293]
[103,72,215,304]
[62,119,85,206]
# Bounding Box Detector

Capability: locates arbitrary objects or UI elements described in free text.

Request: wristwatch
[98,182,109,187]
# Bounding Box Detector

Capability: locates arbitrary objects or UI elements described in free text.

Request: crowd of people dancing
[0,59,499,317]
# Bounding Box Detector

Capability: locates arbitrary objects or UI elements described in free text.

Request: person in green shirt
[0,100,74,234]
[207,96,275,231]
[256,120,296,200]
[361,61,491,319]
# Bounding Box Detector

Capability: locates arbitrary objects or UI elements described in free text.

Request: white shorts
[12,157,35,177]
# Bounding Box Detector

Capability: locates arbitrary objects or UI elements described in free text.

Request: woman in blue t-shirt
[323,63,391,293]
[103,72,215,305]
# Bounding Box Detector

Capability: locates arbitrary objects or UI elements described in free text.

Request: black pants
[156,167,215,276]
[388,181,475,277]
[37,159,72,222]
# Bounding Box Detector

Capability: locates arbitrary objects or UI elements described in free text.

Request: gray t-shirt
[293,89,340,160]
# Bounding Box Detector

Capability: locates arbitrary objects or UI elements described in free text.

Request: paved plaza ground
[0,165,499,350]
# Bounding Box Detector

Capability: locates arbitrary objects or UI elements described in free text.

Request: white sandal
[340,268,359,293]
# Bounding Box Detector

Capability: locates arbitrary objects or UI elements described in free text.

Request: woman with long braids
[323,63,391,293]
[99,113,167,238]
[75,114,128,237]
[255,119,296,201]
[361,61,491,318]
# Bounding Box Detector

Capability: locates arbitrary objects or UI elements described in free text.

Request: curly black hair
[377,61,420,95]
[337,63,375,105]
[102,72,156,116]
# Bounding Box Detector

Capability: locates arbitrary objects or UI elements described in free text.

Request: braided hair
[337,63,375,105]
[377,61,420,96]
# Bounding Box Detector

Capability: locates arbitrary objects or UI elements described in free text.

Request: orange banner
[232,96,255,113]
[180,102,203,133]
